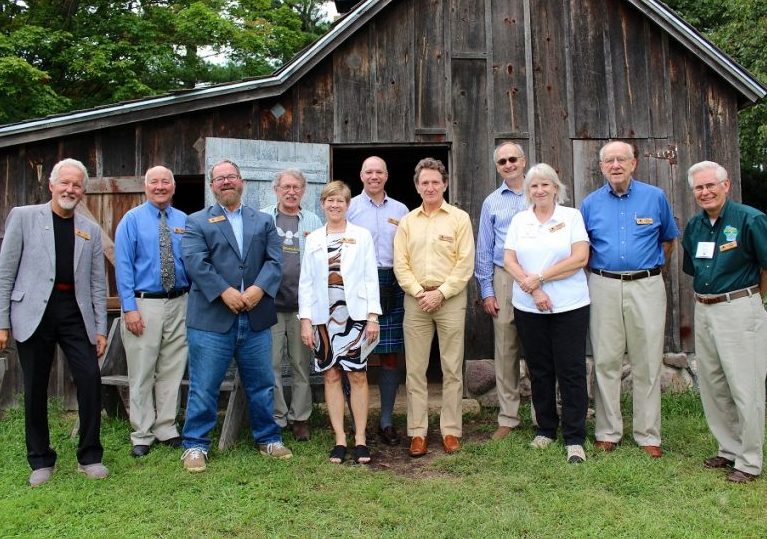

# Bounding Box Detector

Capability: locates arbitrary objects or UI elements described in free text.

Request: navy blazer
[182,203,282,333]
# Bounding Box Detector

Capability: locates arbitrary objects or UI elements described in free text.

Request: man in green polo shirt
[682,160,767,484]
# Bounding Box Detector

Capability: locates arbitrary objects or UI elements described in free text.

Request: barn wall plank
[414,0,447,130]
[531,0,573,194]
[374,0,414,142]
[449,0,486,54]
[490,0,528,136]
[333,28,374,143]
[451,57,490,358]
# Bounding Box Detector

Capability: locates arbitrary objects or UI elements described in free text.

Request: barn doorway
[331,145,451,383]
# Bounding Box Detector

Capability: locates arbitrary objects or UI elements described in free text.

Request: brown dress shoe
[491,426,513,441]
[442,435,461,454]
[727,469,758,483]
[291,421,310,442]
[642,445,663,458]
[409,436,428,458]
[704,455,735,469]
[594,440,618,452]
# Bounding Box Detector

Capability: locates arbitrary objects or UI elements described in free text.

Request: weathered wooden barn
[0,0,765,407]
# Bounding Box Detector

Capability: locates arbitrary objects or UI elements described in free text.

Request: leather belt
[695,285,760,305]
[135,288,188,299]
[54,283,74,292]
[591,267,662,281]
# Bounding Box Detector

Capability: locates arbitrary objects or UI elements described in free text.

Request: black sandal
[329,445,347,464]
[353,444,371,464]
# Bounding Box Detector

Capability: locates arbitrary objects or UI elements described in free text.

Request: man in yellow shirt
[393,158,475,457]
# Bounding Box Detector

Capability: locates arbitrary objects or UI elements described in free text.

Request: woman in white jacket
[299,181,381,464]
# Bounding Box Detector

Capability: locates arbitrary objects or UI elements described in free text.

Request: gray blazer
[0,202,107,344]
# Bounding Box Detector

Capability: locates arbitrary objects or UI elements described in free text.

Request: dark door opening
[331,145,450,382]
[330,145,450,211]
[173,175,206,215]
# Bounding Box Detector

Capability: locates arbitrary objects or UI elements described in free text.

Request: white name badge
[695,241,715,259]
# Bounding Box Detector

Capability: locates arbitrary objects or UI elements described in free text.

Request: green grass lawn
[1,391,765,538]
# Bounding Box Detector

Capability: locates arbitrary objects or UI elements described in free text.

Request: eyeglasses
[278,184,304,192]
[211,174,241,184]
[693,181,724,194]
[496,156,523,166]
[601,156,631,165]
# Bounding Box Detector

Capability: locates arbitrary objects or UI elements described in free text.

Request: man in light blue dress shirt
[475,142,529,440]
[115,165,190,457]
[347,156,409,446]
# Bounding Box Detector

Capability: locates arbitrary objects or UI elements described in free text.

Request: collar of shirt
[607,178,634,198]
[415,200,448,216]
[499,182,524,197]
[361,190,389,208]
[267,204,307,220]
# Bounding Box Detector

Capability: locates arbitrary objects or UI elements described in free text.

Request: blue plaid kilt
[375,268,404,354]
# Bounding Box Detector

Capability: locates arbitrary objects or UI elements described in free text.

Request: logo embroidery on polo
[723,225,738,242]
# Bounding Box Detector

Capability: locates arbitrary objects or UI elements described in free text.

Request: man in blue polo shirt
[682,160,767,483]
[581,141,679,458]
[115,165,190,457]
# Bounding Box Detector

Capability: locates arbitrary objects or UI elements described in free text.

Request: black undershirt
[52,211,75,285]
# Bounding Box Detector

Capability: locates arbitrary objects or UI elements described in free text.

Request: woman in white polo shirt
[503,163,590,464]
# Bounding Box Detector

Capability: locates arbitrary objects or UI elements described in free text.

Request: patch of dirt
[363,415,497,478]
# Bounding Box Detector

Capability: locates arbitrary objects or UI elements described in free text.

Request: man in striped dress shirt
[475,142,529,440]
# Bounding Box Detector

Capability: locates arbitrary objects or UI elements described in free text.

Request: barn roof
[0,0,764,148]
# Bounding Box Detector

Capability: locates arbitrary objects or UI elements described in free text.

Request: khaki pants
[404,288,467,438]
[695,294,767,475]
[271,311,313,426]
[492,266,524,428]
[122,295,188,446]
[589,273,666,446]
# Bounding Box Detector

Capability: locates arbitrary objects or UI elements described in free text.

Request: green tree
[0,0,331,122]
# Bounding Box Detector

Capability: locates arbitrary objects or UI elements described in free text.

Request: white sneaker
[529,435,554,449]
[258,441,293,459]
[181,447,208,472]
[566,444,586,464]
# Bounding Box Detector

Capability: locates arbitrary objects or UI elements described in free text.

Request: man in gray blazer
[0,158,108,486]
[180,159,291,472]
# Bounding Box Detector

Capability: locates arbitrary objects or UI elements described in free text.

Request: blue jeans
[182,314,282,450]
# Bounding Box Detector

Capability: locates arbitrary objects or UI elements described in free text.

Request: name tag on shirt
[74,229,90,240]
[719,240,737,252]
[695,242,715,259]
[173,227,185,234]
[438,234,454,242]
[388,217,400,226]
[548,222,565,233]
[636,217,654,225]
[208,215,226,223]
[341,237,356,245]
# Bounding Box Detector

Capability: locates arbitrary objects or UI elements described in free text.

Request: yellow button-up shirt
[393,200,475,300]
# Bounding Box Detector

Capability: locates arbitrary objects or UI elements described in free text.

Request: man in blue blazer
[180,159,292,472]
[0,158,109,486]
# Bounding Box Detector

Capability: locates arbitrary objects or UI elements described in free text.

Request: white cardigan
[298,222,382,324]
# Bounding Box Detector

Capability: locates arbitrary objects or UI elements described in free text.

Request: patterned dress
[313,232,368,372]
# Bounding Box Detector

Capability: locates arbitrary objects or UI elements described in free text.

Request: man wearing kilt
[347,156,409,445]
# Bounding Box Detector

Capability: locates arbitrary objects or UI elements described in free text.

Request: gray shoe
[181,447,208,472]
[566,444,586,464]
[29,466,54,487]
[77,462,109,479]
[258,441,293,459]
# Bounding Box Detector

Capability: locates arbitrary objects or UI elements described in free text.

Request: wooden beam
[86,176,145,194]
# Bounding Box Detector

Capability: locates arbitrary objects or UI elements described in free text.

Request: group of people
[478,141,766,483]
[0,138,764,487]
